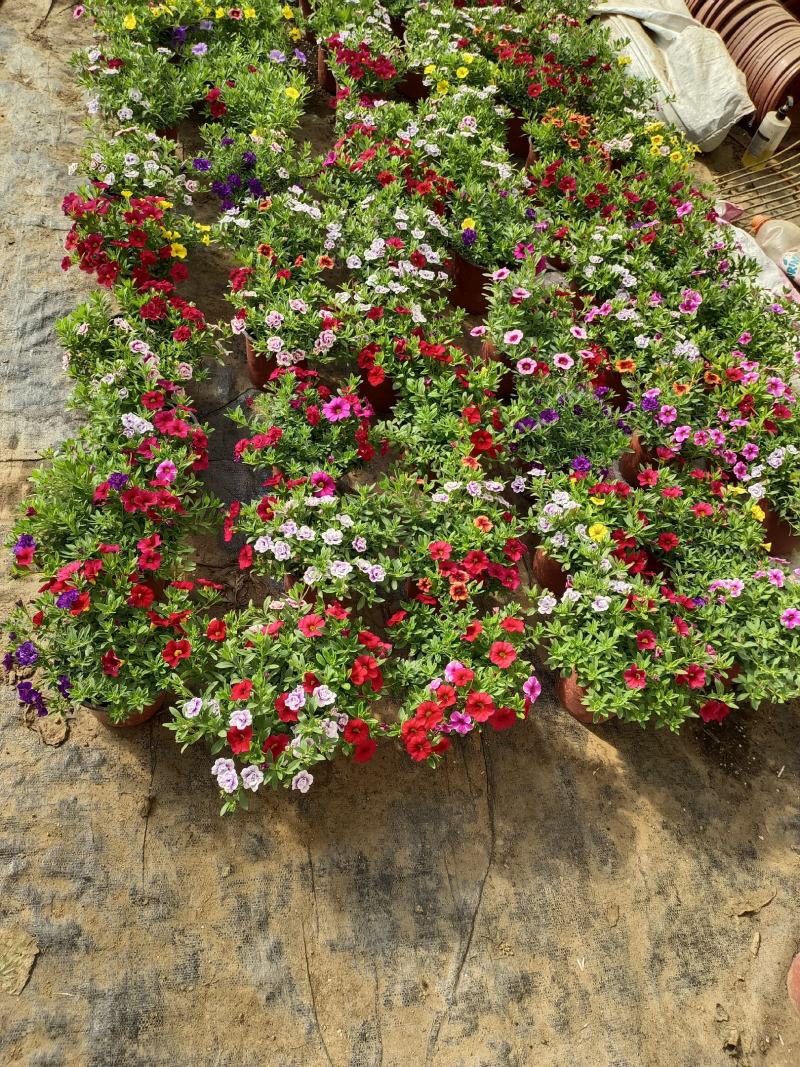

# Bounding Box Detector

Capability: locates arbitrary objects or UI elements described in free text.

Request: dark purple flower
[514,416,537,433]
[241,150,257,168]
[3,651,14,672]
[461,227,477,248]
[570,456,591,473]
[226,172,242,190]
[56,589,80,610]
[108,472,129,490]
[172,26,187,44]
[248,178,265,197]
[17,681,38,704]
[539,408,559,425]
[220,198,235,212]
[641,393,659,412]
[15,641,38,667]
[13,533,36,558]
[220,136,234,147]
[57,675,72,698]
[525,207,536,220]
[192,157,212,172]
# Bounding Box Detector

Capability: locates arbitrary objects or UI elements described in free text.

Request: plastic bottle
[751,216,800,281]
[742,98,793,170]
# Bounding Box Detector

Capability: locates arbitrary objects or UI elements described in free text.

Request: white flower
[183,697,202,718]
[292,770,314,793]
[242,766,264,792]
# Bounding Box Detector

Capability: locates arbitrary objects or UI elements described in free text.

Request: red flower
[206,619,227,641]
[461,621,483,642]
[623,664,647,689]
[406,733,433,762]
[230,679,253,701]
[275,693,297,723]
[298,614,325,638]
[162,639,191,668]
[428,540,452,560]
[350,655,383,691]
[449,664,474,687]
[500,617,524,634]
[238,544,254,570]
[386,610,407,627]
[101,649,122,677]
[416,701,444,728]
[263,733,290,760]
[488,641,517,669]
[227,725,253,755]
[128,583,155,609]
[635,629,657,651]
[699,699,731,724]
[657,532,679,552]
[675,663,706,690]
[490,706,517,730]
[353,739,377,763]
[343,718,370,744]
[466,691,495,722]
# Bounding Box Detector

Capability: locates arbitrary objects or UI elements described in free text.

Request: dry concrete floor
[0,3,799,1064]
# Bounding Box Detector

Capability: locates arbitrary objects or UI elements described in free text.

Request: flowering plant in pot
[416,87,514,185]
[56,286,217,388]
[198,57,309,135]
[537,567,737,728]
[235,474,411,608]
[228,366,378,478]
[387,598,540,763]
[78,126,194,203]
[6,554,211,724]
[166,598,392,810]
[449,173,531,274]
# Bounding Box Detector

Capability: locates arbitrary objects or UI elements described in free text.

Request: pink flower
[154,460,177,484]
[678,289,702,314]
[503,329,524,345]
[676,202,693,218]
[470,325,488,337]
[553,353,574,370]
[516,357,536,375]
[523,675,541,703]
[781,608,800,629]
[321,396,350,422]
[73,4,85,16]
[310,471,336,498]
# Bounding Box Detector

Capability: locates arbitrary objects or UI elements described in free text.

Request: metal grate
[713,139,800,226]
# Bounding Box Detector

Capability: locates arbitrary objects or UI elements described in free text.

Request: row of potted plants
[7,0,800,811]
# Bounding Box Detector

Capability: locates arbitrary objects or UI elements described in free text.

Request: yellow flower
[436,80,450,95]
[424,64,435,75]
[456,66,469,79]
[650,135,664,147]
[727,486,746,496]
[170,242,188,259]
[461,217,476,229]
[285,86,300,100]
[215,6,224,16]
[243,6,256,17]
[158,199,173,209]
[195,223,211,233]
[589,496,606,506]
[201,234,211,245]
[289,25,301,39]
[751,504,765,522]
[282,3,294,17]
[463,53,475,64]
[588,523,609,542]
[617,54,631,66]
[122,12,137,29]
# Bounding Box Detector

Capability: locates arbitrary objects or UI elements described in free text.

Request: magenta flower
[448,711,474,735]
[781,608,800,629]
[322,396,350,422]
[679,289,702,314]
[503,329,524,345]
[310,471,336,497]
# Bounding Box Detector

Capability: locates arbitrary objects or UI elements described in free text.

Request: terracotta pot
[505,110,528,158]
[525,138,538,169]
[86,691,168,729]
[317,45,336,94]
[358,370,397,415]
[762,500,800,558]
[556,672,596,724]
[594,368,630,410]
[299,0,312,15]
[389,14,405,38]
[532,546,567,596]
[619,432,651,485]
[244,333,291,389]
[449,250,489,315]
[397,69,429,103]
[480,339,514,400]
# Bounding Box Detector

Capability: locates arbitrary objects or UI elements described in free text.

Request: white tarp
[592,0,754,152]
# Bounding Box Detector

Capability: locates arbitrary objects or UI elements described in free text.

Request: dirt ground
[1,3,799,1065]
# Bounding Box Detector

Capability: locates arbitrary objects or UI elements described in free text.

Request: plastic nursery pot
[155,125,179,142]
[556,672,598,725]
[762,501,800,559]
[243,333,282,389]
[299,0,312,15]
[317,45,337,94]
[449,251,489,315]
[85,691,169,729]
[505,110,529,158]
[397,69,429,103]
[594,368,630,410]
[358,370,397,416]
[532,546,568,596]
[618,432,651,485]
[480,339,515,400]
[525,138,539,169]
[389,14,405,38]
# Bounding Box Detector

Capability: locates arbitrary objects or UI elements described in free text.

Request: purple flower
[448,711,474,735]
[220,136,234,147]
[248,178,265,198]
[191,42,208,56]
[56,589,80,610]
[539,408,559,425]
[193,157,212,171]
[3,652,13,672]
[241,150,257,168]
[270,49,287,63]
[15,641,38,667]
[57,675,72,698]
[570,455,591,473]
[294,49,307,64]
[108,472,129,490]
[461,227,477,248]
[13,533,36,558]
